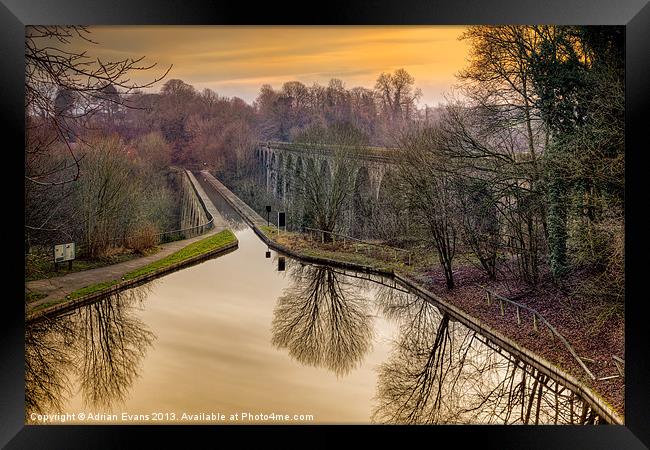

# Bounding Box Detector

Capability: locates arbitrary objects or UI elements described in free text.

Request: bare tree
[25,284,156,417]
[374,68,422,124]
[295,124,364,239]
[25,26,170,186]
[395,125,459,289]
[25,315,76,419]
[25,26,171,250]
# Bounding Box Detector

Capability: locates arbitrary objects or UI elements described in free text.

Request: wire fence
[477,284,597,381]
[300,226,412,265]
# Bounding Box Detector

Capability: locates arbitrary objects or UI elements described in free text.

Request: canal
[25,179,604,425]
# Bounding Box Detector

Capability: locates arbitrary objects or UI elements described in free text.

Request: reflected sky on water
[25,184,604,425]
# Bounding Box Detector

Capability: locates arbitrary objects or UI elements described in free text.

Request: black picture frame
[4,0,649,447]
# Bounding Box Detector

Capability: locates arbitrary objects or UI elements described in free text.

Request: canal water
[25,181,604,425]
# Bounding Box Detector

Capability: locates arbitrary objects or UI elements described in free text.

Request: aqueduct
[253,141,403,236]
[254,141,398,203]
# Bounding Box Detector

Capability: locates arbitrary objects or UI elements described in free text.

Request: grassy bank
[259,225,440,276]
[38,230,237,308]
[122,229,236,280]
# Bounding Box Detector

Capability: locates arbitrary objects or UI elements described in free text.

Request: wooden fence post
[499,299,504,316]
[516,306,521,325]
[533,312,538,331]
[486,291,492,305]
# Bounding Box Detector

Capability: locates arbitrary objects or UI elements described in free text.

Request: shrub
[126,222,159,253]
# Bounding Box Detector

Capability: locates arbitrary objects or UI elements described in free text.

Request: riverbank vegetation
[25,27,181,280]
[259,218,624,415]
[121,229,236,280]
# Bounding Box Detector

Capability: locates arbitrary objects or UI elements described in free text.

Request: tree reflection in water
[25,314,76,419]
[73,285,156,409]
[25,284,156,420]
[271,262,374,376]
[373,286,603,424]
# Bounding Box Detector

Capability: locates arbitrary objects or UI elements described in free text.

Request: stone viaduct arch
[256,141,397,233]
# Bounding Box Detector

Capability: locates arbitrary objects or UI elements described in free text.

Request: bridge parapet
[260,140,398,163]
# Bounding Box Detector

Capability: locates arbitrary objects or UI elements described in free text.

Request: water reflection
[372,287,603,424]
[25,314,76,418]
[271,262,374,376]
[74,286,155,409]
[25,284,156,421]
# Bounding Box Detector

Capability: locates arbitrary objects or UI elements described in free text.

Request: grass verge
[259,225,433,276]
[61,230,236,303]
[123,230,236,280]
[25,291,47,303]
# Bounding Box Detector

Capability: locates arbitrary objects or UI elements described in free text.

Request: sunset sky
[66,26,471,106]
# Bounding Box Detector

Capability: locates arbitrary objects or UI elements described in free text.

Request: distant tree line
[254,69,423,145]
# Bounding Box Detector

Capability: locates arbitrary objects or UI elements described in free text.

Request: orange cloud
[61,25,470,106]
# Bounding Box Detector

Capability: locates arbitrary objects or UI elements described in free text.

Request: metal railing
[300,226,412,265]
[106,218,214,247]
[478,284,597,381]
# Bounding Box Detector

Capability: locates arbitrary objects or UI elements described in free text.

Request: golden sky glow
[68,26,471,106]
